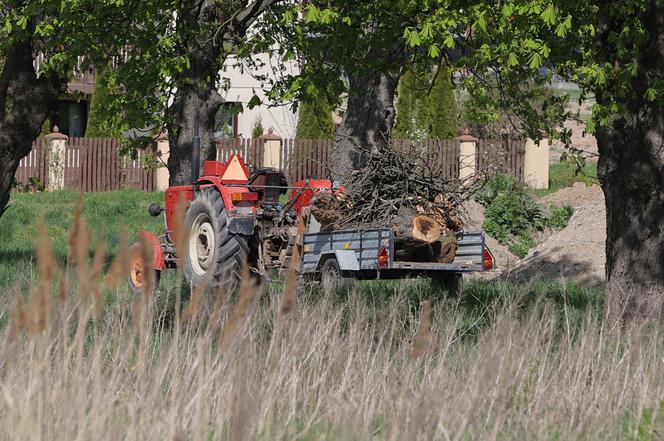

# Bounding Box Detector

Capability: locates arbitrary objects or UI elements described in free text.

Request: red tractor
[128,135,494,294]
[128,151,332,293]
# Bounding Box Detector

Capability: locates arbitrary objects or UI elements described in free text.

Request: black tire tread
[183,188,250,294]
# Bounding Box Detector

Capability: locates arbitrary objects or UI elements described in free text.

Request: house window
[214,103,239,139]
[52,100,88,137]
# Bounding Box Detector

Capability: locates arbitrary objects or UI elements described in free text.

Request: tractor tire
[320,258,353,295]
[128,242,161,293]
[431,273,463,297]
[183,188,250,296]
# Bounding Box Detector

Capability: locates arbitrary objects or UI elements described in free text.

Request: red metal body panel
[289,179,334,215]
[140,231,166,271]
[203,160,226,177]
[163,155,257,234]
[164,186,194,232]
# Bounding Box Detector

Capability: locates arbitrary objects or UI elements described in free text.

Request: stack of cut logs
[310,144,471,264]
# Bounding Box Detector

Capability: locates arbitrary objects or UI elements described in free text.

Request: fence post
[457,129,478,183]
[45,126,68,191]
[155,131,170,191]
[261,127,282,169]
[523,138,549,189]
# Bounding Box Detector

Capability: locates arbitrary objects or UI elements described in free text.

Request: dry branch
[310,142,476,261]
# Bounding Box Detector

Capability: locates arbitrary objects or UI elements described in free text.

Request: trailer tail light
[231,192,259,202]
[378,247,389,269]
[483,248,494,271]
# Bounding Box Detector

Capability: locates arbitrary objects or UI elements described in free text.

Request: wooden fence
[16,137,156,191]
[16,136,526,192]
[477,136,526,180]
[217,139,482,182]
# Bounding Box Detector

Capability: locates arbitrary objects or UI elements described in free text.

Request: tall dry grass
[0,213,663,440]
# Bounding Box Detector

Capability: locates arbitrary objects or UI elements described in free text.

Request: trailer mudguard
[321,250,360,272]
[140,231,166,271]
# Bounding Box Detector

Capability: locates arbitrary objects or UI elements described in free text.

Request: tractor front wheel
[128,242,161,293]
[183,188,250,295]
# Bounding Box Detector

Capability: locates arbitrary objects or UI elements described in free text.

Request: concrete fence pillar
[457,130,478,184]
[156,131,170,191]
[524,138,550,189]
[261,127,282,169]
[45,126,68,191]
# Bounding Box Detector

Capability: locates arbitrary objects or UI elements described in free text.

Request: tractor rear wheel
[183,188,250,295]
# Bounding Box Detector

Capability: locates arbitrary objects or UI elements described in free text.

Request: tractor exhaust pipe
[191,121,200,192]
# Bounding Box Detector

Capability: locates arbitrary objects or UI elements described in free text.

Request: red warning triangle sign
[221,154,249,182]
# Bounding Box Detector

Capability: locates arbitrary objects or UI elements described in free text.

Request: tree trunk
[165,0,279,186]
[329,64,402,180]
[166,78,223,186]
[0,39,62,218]
[597,117,664,328]
[166,1,224,186]
[596,5,664,328]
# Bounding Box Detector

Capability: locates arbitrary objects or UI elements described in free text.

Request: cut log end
[412,215,442,244]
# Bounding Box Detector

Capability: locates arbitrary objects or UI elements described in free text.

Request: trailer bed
[301,228,489,279]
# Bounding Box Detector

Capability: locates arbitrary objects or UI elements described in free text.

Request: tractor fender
[140,231,166,271]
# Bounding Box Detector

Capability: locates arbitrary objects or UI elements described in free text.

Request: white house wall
[221,53,300,139]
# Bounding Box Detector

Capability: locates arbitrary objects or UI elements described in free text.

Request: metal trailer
[301,228,493,294]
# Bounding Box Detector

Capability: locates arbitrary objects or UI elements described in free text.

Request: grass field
[532,160,598,198]
[0,189,164,291]
[2,189,663,440]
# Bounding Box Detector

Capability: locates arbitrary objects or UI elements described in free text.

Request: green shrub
[251,116,264,138]
[296,97,335,139]
[541,204,574,230]
[508,232,536,258]
[86,67,126,137]
[474,174,522,207]
[477,174,573,258]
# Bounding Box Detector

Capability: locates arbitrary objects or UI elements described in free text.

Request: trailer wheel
[320,258,353,295]
[183,188,250,295]
[128,242,161,293]
[431,273,463,297]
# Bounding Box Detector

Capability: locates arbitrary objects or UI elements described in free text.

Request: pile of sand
[461,183,606,286]
[505,184,606,286]
[539,182,603,208]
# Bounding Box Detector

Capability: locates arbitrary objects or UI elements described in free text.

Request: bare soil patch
[506,183,605,286]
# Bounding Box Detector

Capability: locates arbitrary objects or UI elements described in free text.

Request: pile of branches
[322,145,473,232]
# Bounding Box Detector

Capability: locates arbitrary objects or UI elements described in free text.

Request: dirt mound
[539,182,603,208]
[506,185,605,286]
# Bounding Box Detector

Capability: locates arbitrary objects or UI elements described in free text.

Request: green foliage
[508,232,536,259]
[477,174,573,258]
[542,204,574,230]
[621,403,664,441]
[393,68,429,139]
[532,160,598,198]
[39,118,51,137]
[0,189,164,291]
[296,98,335,140]
[251,116,264,138]
[394,65,457,140]
[454,278,604,339]
[86,67,126,137]
[482,188,542,243]
[426,65,457,138]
